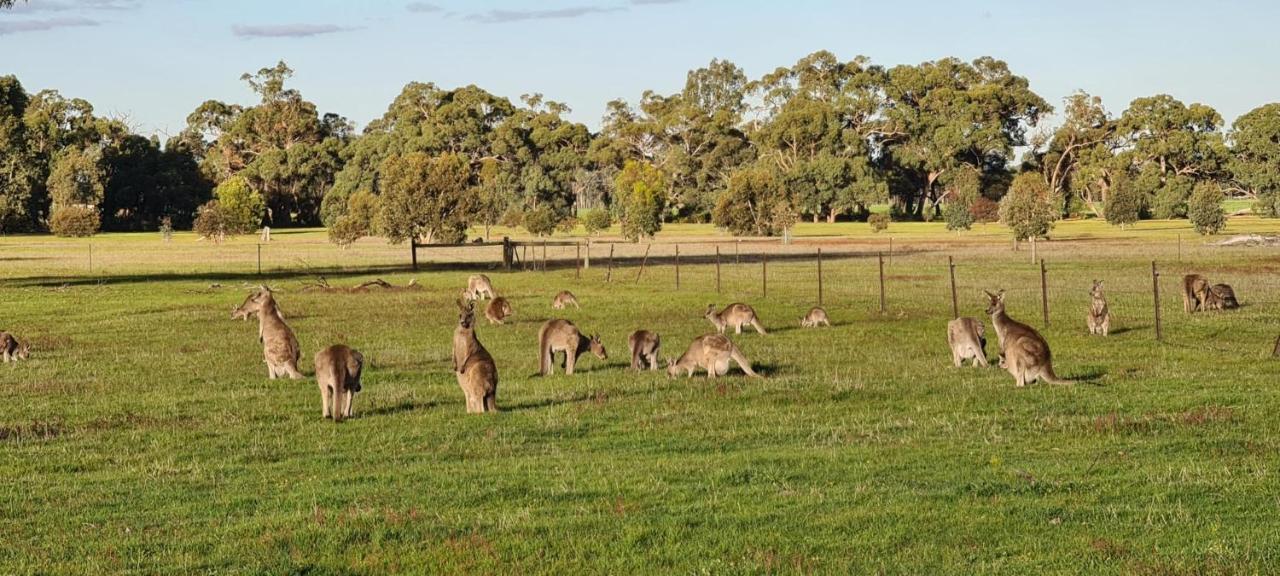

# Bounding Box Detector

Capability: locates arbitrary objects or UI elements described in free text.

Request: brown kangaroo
[1183,274,1210,313]
[1204,283,1239,310]
[800,307,831,328]
[538,319,606,376]
[0,332,30,363]
[485,297,514,325]
[705,303,767,335]
[1086,280,1111,336]
[985,290,1071,387]
[453,300,498,413]
[628,330,661,371]
[232,287,303,379]
[314,344,364,422]
[666,334,761,379]
[464,274,495,300]
[946,317,987,367]
[552,290,580,310]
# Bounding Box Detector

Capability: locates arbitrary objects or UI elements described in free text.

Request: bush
[615,160,667,240]
[328,215,366,247]
[49,204,101,237]
[713,165,795,236]
[522,205,561,237]
[1104,174,1143,228]
[868,213,890,233]
[999,173,1058,242]
[193,201,230,242]
[944,201,973,231]
[214,176,265,235]
[556,215,579,235]
[581,209,611,236]
[1151,177,1192,219]
[968,197,1000,223]
[1188,182,1226,235]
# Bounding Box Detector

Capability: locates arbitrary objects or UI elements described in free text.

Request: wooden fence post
[635,243,651,283]
[257,244,262,276]
[675,244,680,290]
[816,248,823,306]
[410,241,418,271]
[576,243,581,279]
[1152,261,1163,342]
[715,245,722,293]
[878,252,886,313]
[888,237,893,267]
[502,237,512,270]
[88,243,93,273]
[735,240,740,266]
[606,244,614,283]
[948,255,958,320]
[541,240,547,272]
[1040,258,1050,327]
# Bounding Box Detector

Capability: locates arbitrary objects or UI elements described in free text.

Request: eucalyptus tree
[1115,95,1227,218]
[1025,91,1119,216]
[1227,103,1280,216]
[0,75,37,232]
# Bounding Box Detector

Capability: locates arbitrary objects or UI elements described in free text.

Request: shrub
[868,213,890,233]
[214,176,265,235]
[713,165,795,236]
[49,204,100,237]
[944,201,973,231]
[1188,182,1226,235]
[328,216,366,247]
[581,209,611,236]
[1104,175,1143,228]
[193,201,230,242]
[615,160,666,241]
[968,197,1000,223]
[999,173,1058,242]
[1150,176,1192,219]
[556,215,579,235]
[522,204,561,237]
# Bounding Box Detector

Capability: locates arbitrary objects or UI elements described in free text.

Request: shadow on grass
[363,399,440,417]
[1066,365,1108,385]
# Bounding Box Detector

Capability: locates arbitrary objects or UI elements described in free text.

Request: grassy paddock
[2,218,1280,574]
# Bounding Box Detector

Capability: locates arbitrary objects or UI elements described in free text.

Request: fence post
[675,244,680,290]
[735,240,740,266]
[635,243,651,283]
[948,255,958,320]
[1040,258,1050,327]
[888,237,893,267]
[606,244,614,283]
[88,243,92,273]
[410,241,418,271]
[576,243,581,279]
[521,245,528,271]
[541,240,547,272]
[762,251,768,298]
[502,237,512,270]
[1152,261,1163,342]
[715,245,722,293]
[817,248,823,306]
[878,252,886,313]
[1177,234,1182,262]
[257,244,262,276]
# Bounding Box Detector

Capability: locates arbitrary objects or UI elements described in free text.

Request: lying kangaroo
[1183,274,1210,313]
[1086,280,1111,336]
[1204,283,1239,310]
[485,297,514,325]
[705,303,767,335]
[985,290,1071,386]
[538,319,606,375]
[315,344,363,422]
[0,332,30,363]
[946,317,987,367]
[800,307,831,328]
[232,287,303,379]
[464,274,495,301]
[628,330,661,371]
[552,290,580,310]
[454,300,498,413]
[667,334,761,379]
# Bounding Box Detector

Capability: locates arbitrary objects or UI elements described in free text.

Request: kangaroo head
[232,289,271,319]
[665,357,678,378]
[456,299,475,328]
[349,350,364,392]
[997,352,1007,368]
[704,304,717,319]
[1090,280,1104,298]
[17,341,30,360]
[589,335,607,359]
[983,289,1006,316]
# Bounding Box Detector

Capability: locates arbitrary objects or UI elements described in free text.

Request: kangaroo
[314,344,363,422]
[537,319,605,376]
[985,290,1071,387]
[666,334,761,379]
[1204,283,1239,310]
[464,274,495,301]
[551,290,580,310]
[232,287,303,380]
[1086,280,1111,336]
[0,332,30,363]
[705,303,767,335]
[1183,274,1210,313]
[800,307,831,328]
[946,317,987,367]
[453,300,498,413]
[628,330,661,371]
[485,297,514,325]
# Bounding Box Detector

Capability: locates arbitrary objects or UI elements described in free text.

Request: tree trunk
[827,208,838,223]
[1030,237,1037,264]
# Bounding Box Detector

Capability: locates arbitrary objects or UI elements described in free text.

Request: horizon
[3,0,1278,137]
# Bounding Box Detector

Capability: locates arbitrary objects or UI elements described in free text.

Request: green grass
[3,219,1280,574]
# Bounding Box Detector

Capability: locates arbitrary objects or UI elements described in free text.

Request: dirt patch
[0,420,65,442]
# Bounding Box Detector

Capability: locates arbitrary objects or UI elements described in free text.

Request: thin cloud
[7,0,138,13]
[0,16,99,35]
[464,6,624,24]
[405,2,442,13]
[631,0,683,4]
[231,23,358,39]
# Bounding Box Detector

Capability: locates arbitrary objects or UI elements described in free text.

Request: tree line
[1,52,1277,241]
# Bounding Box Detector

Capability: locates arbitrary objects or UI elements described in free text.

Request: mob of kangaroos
[985,289,1072,387]
[233,287,303,380]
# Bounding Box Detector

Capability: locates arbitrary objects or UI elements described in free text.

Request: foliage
[614,160,666,240]
[521,204,560,237]
[999,173,1058,241]
[192,201,229,242]
[48,204,100,237]
[1229,103,1280,217]
[1187,182,1226,235]
[377,152,471,244]
[868,212,890,233]
[968,197,1000,223]
[712,165,795,236]
[581,209,611,236]
[327,189,379,247]
[943,201,973,231]
[1103,171,1143,227]
[47,146,104,208]
[213,176,265,235]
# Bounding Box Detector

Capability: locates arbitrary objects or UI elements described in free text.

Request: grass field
[3,217,1280,574]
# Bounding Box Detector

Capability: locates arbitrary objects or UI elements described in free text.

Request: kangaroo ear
[996,289,1006,300]
[983,290,996,299]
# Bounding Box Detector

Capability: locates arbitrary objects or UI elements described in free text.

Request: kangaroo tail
[751,317,768,335]
[539,327,551,376]
[1044,364,1074,385]
[732,348,762,378]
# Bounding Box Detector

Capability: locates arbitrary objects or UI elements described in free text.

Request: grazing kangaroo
[0,332,30,363]
[1086,280,1111,336]
[666,334,761,379]
[453,300,498,413]
[537,319,605,375]
[232,287,303,380]
[551,290,580,310]
[946,317,987,367]
[628,330,661,371]
[985,290,1071,387]
[485,297,514,325]
[1183,274,1210,313]
[314,344,363,422]
[800,307,831,328]
[705,303,767,335]
[1204,283,1239,310]
[464,274,495,301]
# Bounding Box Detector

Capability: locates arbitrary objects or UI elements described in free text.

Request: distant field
[2,217,1280,574]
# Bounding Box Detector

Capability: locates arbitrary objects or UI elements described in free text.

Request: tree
[1103,171,1142,228]
[1116,95,1227,219]
[521,204,559,237]
[944,201,973,231]
[49,205,100,237]
[1228,103,1280,216]
[377,152,471,244]
[582,209,611,236]
[213,176,265,235]
[1187,182,1226,235]
[614,160,666,240]
[999,173,1058,248]
[0,75,37,232]
[328,189,378,247]
[712,165,795,236]
[47,146,105,208]
[1026,91,1117,216]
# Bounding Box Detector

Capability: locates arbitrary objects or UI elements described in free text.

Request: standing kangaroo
[552,290,580,310]
[464,274,495,300]
[232,287,303,380]
[454,300,498,413]
[314,344,363,422]
[1204,283,1239,310]
[666,334,761,379]
[985,290,1071,387]
[1086,280,1111,336]
[628,330,661,371]
[946,317,987,367]
[800,307,831,328]
[537,319,606,375]
[0,332,30,363]
[705,303,767,335]
[485,297,514,325]
[1183,274,1210,313]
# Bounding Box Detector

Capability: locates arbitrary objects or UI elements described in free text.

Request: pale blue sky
[2,0,1277,138]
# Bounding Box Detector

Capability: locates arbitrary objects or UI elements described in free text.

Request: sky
[2,0,1278,139]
